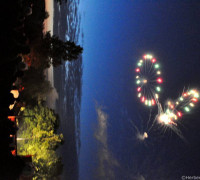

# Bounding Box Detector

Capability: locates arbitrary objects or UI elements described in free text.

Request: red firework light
[151,58,156,63]
[157,78,163,83]
[136,68,140,72]
[137,87,141,92]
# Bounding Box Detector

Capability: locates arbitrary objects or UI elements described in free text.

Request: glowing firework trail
[129,119,149,141]
[155,100,186,141]
[157,89,200,126]
[135,54,163,107]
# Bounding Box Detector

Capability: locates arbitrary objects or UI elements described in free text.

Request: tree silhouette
[54,0,68,4]
[21,67,53,104]
[42,32,83,67]
[30,32,83,69]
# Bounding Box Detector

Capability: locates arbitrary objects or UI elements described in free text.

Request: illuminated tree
[18,105,63,179]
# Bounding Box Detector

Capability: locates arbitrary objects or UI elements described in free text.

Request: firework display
[135,54,163,107]
[135,54,200,134]
[158,89,200,126]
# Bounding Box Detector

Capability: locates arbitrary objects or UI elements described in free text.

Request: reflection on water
[53,0,83,179]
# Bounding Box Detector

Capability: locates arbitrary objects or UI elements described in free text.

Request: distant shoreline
[44,0,58,109]
[44,0,54,34]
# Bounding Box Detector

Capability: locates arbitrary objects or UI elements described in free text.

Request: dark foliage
[20,67,53,105]
[55,0,68,5]
[42,32,83,67]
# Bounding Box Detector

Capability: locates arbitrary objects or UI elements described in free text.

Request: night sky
[76,1,200,179]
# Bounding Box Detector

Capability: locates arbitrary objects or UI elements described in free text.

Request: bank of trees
[20,1,83,104]
[16,0,83,179]
[20,67,52,105]
[1,0,83,179]
[27,32,83,69]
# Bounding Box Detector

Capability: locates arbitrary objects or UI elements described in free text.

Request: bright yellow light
[10,90,19,98]
[194,93,199,98]
[143,79,147,83]
[140,59,143,63]
[180,97,184,101]
[190,103,194,107]
[144,132,148,138]
[145,100,148,105]
[138,93,141,98]
[146,54,152,59]
[169,112,175,117]
[20,107,25,111]
[159,114,171,125]
[190,90,195,94]
[136,76,139,79]
[9,104,15,110]
[155,94,159,99]
[157,71,161,75]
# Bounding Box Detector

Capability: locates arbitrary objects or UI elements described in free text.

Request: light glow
[143,79,147,84]
[184,107,190,112]
[155,94,159,99]
[136,80,141,84]
[136,68,140,72]
[192,98,198,102]
[151,58,156,63]
[135,54,162,107]
[177,112,182,117]
[156,86,161,92]
[157,71,161,75]
[179,97,184,101]
[148,100,152,106]
[157,78,163,83]
[141,96,145,102]
[137,87,141,92]
[151,99,155,105]
[145,100,148,105]
[189,103,194,107]
[194,92,199,98]
[155,64,159,68]
[158,114,171,125]
[183,93,188,97]
[137,62,142,66]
